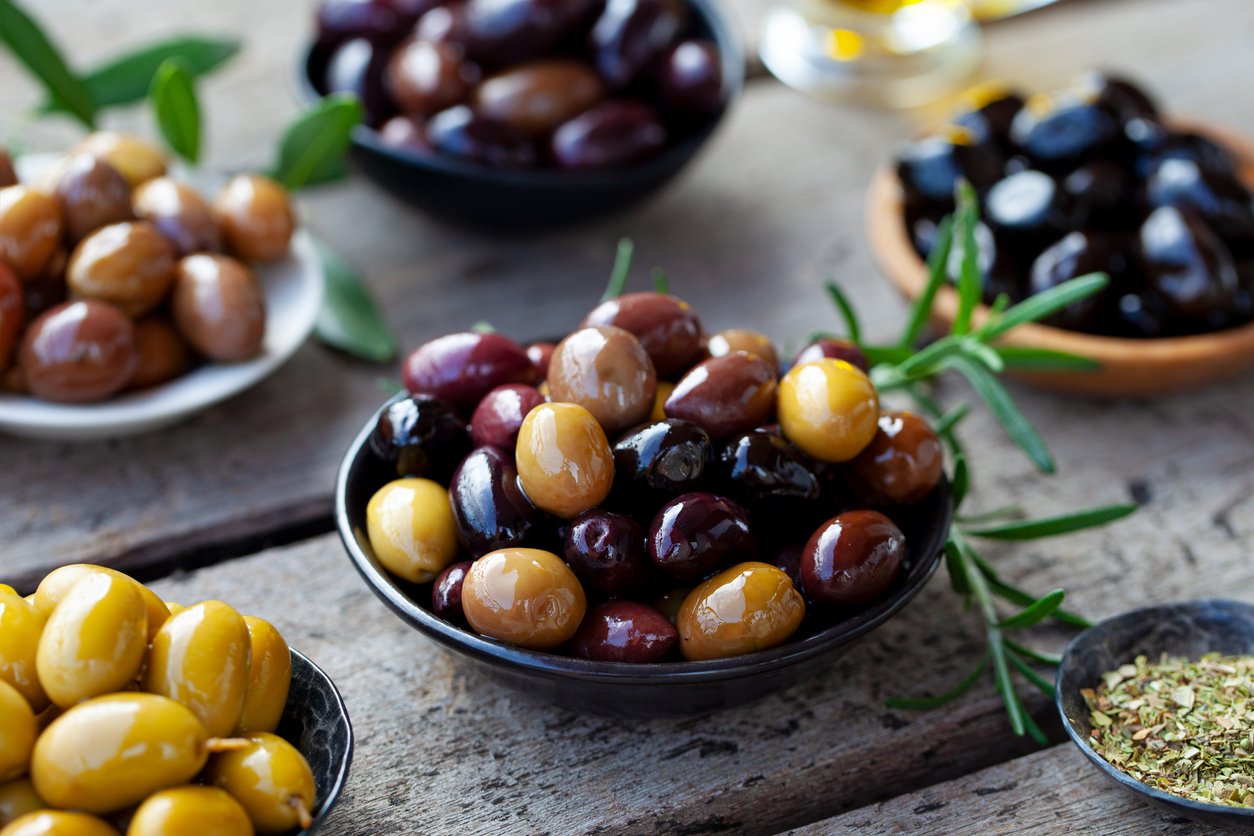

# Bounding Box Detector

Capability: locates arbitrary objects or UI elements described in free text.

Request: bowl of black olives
[868,72,1254,396]
[302,0,744,229]
[335,288,953,718]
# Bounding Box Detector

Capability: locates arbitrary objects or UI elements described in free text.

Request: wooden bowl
[866,119,1254,396]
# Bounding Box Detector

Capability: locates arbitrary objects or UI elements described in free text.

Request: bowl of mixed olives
[868,72,1254,395]
[303,0,744,228]
[0,565,351,834]
[0,137,325,440]
[336,287,952,717]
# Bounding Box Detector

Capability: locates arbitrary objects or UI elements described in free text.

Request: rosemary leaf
[997,589,1066,629]
[946,354,1055,474]
[1008,651,1056,697]
[951,182,982,335]
[899,215,955,349]
[825,282,862,343]
[965,503,1137,540]
[601,238,634,301]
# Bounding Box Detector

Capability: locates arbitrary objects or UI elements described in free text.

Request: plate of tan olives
[0,133,324,441]
[0,564,352,835]
[337,288,953,717]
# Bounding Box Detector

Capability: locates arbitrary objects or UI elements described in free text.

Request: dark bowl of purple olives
[301,0,744,229]
[869,72,1254,396]
[334,290,954,718]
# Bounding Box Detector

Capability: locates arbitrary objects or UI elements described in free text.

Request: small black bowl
[298,0,744,229]
[283,648,354,835]
[334,393,953,718]
[1056,599,1254,830]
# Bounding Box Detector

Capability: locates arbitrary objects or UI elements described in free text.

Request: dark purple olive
[571,600,677,663]
[325,38,393,127]
[1063,160,1137,229]
[770,542,804,590]
[719,429,820,507]
[426,106,537,168]
[526,341,555,380]
[403,331,536,411]
[551,100,666,170]
[1145,158,1254,255]
[658,39,722,117]
[461,0,604,66]
[379,114,433,154]
[1029,231,1128,331]
[894,133,1004,209]
[1009,97,1119,167]
[1138,206,1241,324]
[792,339,870,374]
[664,352,777,440]
[316,0,417,46]
[1141,131,1239,179]
[953,90,1024,148]
[370,393,471,480]
[590,0,685,89]
[385,39,478,116]
[985,169,1078,251]
[612,418,711,500]
[432,560,474,623]
[449,446,546,556]
[582,291,702,378]
[470,383,546,449]
[648,492,756,581]
[802,510,905,607]
[563,510,650,597]
[1113,288,1176,338]
[1074,71,1159,125]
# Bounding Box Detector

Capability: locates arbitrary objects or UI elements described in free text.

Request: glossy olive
[213,175,294,263]
[366,477,460,583]
[459,0,603,66]
[36,571,147,708]
[0,681,35,782]
[984,169,1077,251]
[67,221,176,317]
[1074,70,1158,124]
[677,562,804,661]
[385,39,475,116]
[719,429,820,508]
[0,266,22,375]
[128,786,255,836]
[664,352,776,440]
[648,492,756,581]
[450,446,545,556]
[0,186,64,283]
[18,301,136,403]
[551,101,666,170]
[516,402,614,518]
[403,331,535,411]
[548,325,657,434]
[316,0,420,46]
[1145,158,1254,252]
[1143,131,1239,179]
[206,733,316,834]
[378,114,433,154]
[802,510,906,606]
[1138,205,1241,323]
[778,359,879,463]
[894,132,1003,208]
[128,317,189,390]
[426,106,537,168]
[370,393,471,480]
[581,292,702,378]
[326,38,393,128]
[706,329,777,369]
[659,39,723,117]
[591,0,685,89]
[952,86,1024,147]
[30,565,169,642]
[133,177,222,256]
[850,411,943,506]
[0,811,119,836]
[171,254,266,362]
[0,777,43,826]
[612,418,711,501]
[1028,231,1127,331]
[469,384,546,450]
[431,560,474,623]
[791,338,869,374]
[0,151,14,189]
[571,601,677,663]
[526,341,554,380]
[461,548,587,649]
[1009,96,1118,166]
[50,155,133,244]
[475,60,605,136]
[31,694,214,814]
[73,133,167,188]
[563,510,650,597]
[236,617,291,736]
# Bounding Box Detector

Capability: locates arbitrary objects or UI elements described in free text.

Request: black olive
[1137,206,1242,327]
[1010,97,1119,167]
[1029,231,1129,331]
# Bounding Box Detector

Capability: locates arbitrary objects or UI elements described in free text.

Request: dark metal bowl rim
[290,646,355,835]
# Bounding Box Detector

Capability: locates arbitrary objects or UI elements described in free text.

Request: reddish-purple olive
[665,352,777,439]
[526,341,555,380]
[850,411,943,506]
[547,325,657,434]
[316,0,422,46]
[51,154,134,244]
[450,445,547,556]
[460,0,603,67]
[386,39,477,117]
[582,291,701,378]
[658,39,722,116]
[591,0,686,89]
[571,600,677,663]
[551,101,666,171]
[19,300,137,403]
[325,38,393,127]
[132,177,222,257]
[426,106,537,168]
[470,384,547,449]
[770,542,804,589]
[474,59,605,137]
[802,510,906,606]
[432,561,474,623]
[563,510,650,597]
[649,492,757,581]
[612,418,711,501]
[379,115,433,154]
[0,264,23,373]
[403,331,536,411]
[370,393,471,480]
[792,338,870,374]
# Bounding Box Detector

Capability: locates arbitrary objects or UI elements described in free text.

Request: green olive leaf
[150,59,201,163]
[0,0,95,127]
[314,239,397,363]
[273,94,363,191]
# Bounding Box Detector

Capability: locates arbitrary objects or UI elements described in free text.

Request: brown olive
[461,548,587,650]
[0,151,15,189]
[127,317,190,390]
[49,154,133,244]
[474,60,605,137]
[213,175,295,263]
[0,265,23,373]
[171,254,266,362]
[67,221,176,318]
[515,402,615,518]
[677,562,805,661]
[133,177,222,256]
[385,39,476,116]
[778,359,880,463]
[850,411,943,505]
[706,328,778,370]
[664,352,777,439]
[547,325,657,434]
[581,292,702,378]
[802,510,906,606]
[18,300,137,403]
[73,132,168,187]
[0,186,64,282]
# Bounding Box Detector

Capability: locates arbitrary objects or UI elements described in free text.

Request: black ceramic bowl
[1056,599,1254,830]
[299,0,744,229]
[335,393,953,719]
[285,648,354,835]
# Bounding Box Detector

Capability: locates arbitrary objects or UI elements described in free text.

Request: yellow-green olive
[0,587,47,712]
[777,359,880,463]
[0,681,36,783]
[707,328,778,370]
[132,178,221,256]
[73,132,167,188]
[164,602,185,616]
[235,617,291,735]
[0,187,63,283]
[127,786,254,836]
[366,478,459,583]
[49,154,133,244]
[515,402,614,519]
[170,254,265,362]
[213,175,294,263]
[36,572,147,708]
[143,601,251,738]
[0,777,43,826]
[677,562,805,661]
[67,222,176,318]
[462,549,587,650]
[127,317,189,390]
[32,565,170,642]
[0,811,119,836]
[31,693,220,814]
[206,733,315,834]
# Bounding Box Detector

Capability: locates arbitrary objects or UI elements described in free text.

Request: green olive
[127,786,254,836]
[35,572,148,708]
[32,565,170,642]
[206,733,315,834]
[143,601,250,738]
[31,693,221,814]
[0,777,44,827]
[0,810,119,836]
[0,681,36,783]
[366,478,459,583]
[0,587,48,713]
[234,617,291,735]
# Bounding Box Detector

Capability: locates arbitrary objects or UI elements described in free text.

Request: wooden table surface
[3,0,1253,833]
